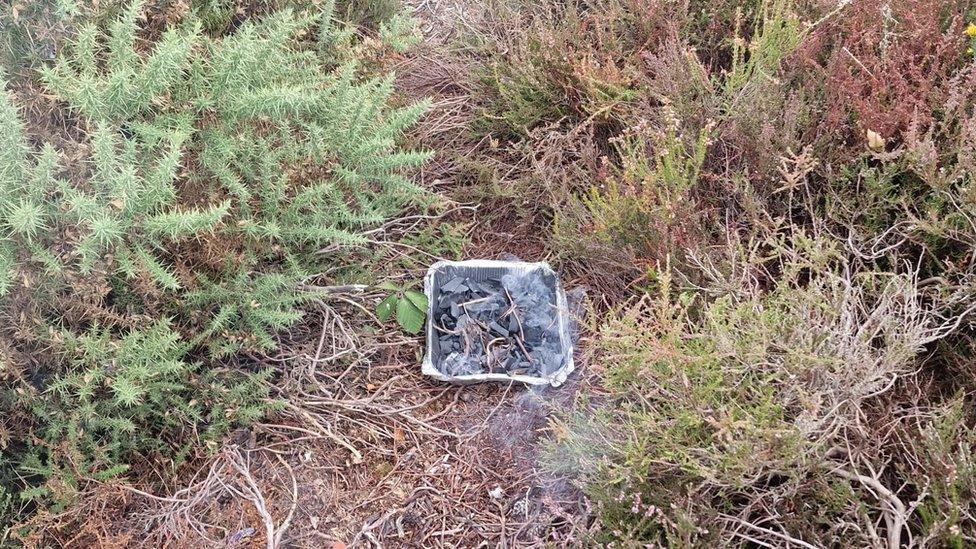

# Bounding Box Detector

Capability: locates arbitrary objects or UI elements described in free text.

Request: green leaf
[6,200,47,240]
[376,294,398,322]
[377,281,400,291]
[92,463,130,481]
[396,296,425,334]
[134,245,181,291]
[403,289,428,314]
[110,376,144,407]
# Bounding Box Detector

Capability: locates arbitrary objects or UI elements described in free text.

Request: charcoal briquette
[477,280,500,295]
[507,315,519,333]
[441,276,467,293]
[434,265,568,380]
[488,321,509,337]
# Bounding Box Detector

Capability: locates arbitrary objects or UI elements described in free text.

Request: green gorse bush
[0,0,428,522]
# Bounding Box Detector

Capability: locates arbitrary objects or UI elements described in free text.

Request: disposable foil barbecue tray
[422,259,575,387]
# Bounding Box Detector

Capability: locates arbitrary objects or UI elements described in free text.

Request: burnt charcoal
[473,280,497,294]
[438,337,453,352]
[532,347,563,374]
[432,267,567,378]
[441,276,468,293]
[442,352,482,376]
[508,314,519,333]
[467,298,501,315]
[488,321,509,337]
[468,344,484,359]
[523,326,543,341]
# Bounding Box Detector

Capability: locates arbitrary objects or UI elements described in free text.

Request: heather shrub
[553,116,710,270]
[0,0,427,527]
[804,0,969,150]
[466,0,820,290]
[536,0,976,545]
[547,230,976,546]
[473,0,662,139]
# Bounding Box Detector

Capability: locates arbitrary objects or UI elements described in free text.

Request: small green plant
[339,0,401,30]
[375,282,428,334]
[551,118,710,267]
[14,320,274,509]
[378,13,421,53]
[474,60,568,139]
[721,0,802,108]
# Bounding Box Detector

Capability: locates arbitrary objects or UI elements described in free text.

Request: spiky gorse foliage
[16,320,273,508]
[0,0,427,514]
[28,0,430,353]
